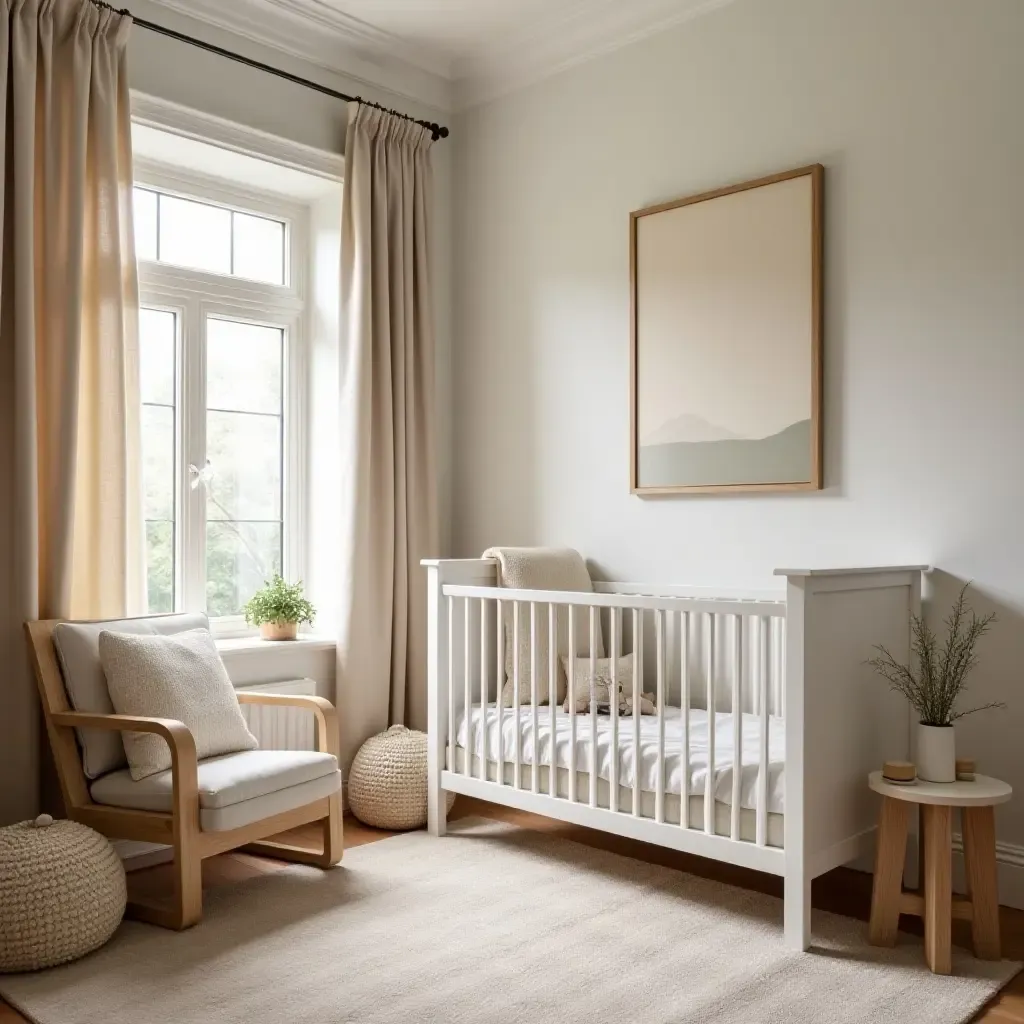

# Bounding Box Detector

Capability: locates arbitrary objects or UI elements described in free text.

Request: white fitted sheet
[454,704,785,815]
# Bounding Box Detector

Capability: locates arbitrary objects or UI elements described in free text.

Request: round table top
[869,771,1012,806]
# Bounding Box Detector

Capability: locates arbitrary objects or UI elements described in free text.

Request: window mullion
[181,297,208,615]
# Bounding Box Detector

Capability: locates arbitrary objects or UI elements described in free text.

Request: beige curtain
[0,0,141,823]
[337,103,438,769]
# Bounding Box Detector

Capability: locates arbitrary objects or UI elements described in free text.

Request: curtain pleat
[337,103,439,772]
[0,0,141,823]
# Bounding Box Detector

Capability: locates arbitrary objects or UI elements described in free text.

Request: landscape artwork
[630,165,823,494]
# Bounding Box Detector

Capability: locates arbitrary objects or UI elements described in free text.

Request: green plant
[868,582,1004,727]
[243,574,316,628]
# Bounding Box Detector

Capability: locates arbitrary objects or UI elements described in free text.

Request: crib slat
[513,601,521,789]
[531,602,539,794]
[609,607,619,814]
[464,598,472,777]
[704,613,716,837]
[679,611,690,829]
[568,604,577,803]
[757,616,770,846]
[479,598,487,782]
[496,599,504,785]
[730,615,743,841]
[589,605,598,808]
[632,609,642,817]
[549,603,557,799]
[774,616,784,717]
[448,596,455,780]
[655,609,666,824]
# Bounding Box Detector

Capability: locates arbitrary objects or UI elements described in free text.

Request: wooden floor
[3,797,1023,1022]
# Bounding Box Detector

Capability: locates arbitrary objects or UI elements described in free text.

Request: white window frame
[135,158,309,636]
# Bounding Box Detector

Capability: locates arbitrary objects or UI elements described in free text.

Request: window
[135,170,306,630]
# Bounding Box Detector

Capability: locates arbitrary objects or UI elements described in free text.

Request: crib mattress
[454,704,785,815]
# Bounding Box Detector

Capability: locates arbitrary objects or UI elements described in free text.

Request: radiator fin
[238,678,317,751]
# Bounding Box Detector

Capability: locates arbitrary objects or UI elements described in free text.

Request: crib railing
[439,583,786,849]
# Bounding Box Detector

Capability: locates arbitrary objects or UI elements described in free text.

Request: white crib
[423,559,925,951]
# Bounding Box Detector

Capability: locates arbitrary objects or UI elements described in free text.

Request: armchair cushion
[99,628,257,780]
[89,750,340,832]
[53,612,210,779]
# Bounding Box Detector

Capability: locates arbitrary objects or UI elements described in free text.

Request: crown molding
[140,0,453,113]
[452,0,737,109]
[139,0,737,115]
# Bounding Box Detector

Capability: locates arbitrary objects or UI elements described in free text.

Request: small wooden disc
[882,760,916,783]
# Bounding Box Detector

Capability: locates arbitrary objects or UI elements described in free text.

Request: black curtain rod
[92,0,450,141]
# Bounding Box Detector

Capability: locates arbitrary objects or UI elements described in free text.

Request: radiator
[239,678,318,751]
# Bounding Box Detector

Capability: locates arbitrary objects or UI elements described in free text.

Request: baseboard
[953,833,1024,911]
[898,832,1024,911]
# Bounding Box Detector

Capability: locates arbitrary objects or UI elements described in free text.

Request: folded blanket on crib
[483,546,605,707]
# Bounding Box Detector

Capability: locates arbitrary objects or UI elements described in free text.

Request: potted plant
[868,582,1003,782]
[243,574,316,641]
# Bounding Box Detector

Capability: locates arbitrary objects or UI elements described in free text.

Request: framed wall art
[630,164,823,495]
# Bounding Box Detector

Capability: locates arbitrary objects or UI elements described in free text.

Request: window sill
[215,634,336,658]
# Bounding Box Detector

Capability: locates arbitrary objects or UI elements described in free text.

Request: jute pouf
[348,725,455,830]
[0,816,126,972]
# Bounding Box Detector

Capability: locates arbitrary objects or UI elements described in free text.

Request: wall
[451,0,1024,866]
[0,2,454,825]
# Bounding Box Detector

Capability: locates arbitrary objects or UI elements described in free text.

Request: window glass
[232,212,286,285]
[139,308,177,614]
[158,194,232,275]
[204,318,284,618]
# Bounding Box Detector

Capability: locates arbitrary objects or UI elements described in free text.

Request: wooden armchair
[25,616,343,931]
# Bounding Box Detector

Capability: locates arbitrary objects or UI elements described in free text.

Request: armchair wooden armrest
[50,711,199,814]
[234,692,339,757]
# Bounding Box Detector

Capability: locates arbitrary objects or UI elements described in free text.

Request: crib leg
[427,786,448,837]
[784,869,811,951]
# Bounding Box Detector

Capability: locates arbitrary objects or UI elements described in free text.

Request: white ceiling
[147,0,734,111]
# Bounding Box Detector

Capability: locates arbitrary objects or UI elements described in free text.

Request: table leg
[869,796,910,946]
[922,804,952,974]
[962,806,1001,960]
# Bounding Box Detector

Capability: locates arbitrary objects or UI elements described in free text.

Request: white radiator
[239,678,318,751]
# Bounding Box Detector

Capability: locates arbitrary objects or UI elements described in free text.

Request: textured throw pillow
[560,654,657,716]
[99,628,257,780]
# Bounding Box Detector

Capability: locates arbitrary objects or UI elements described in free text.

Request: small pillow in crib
[560,654,657,715]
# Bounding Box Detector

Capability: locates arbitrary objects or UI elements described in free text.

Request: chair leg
[324,791,344,865]
[242,795,344,869]
[172,839,204,930]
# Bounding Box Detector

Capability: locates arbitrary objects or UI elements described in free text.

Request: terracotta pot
[260,620,298,641]
[916,722,956,783]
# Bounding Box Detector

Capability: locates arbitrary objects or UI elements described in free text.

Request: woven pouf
[348,725,455,830]
[0,815,126,972]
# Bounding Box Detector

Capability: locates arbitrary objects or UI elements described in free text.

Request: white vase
[916,722,956,783]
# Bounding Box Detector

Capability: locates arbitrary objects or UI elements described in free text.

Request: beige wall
[452,0,1024,857]
[0,3,454,825]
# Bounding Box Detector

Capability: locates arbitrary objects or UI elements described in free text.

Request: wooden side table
[867,771,1012,974]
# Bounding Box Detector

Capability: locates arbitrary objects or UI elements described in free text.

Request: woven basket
[348,725,455,830]
[0,816,126,972]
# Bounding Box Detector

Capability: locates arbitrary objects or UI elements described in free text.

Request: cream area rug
[1,819,1018,1024]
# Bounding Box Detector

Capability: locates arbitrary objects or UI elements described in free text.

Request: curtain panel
[337,103,439,770]
[0,0,141,822]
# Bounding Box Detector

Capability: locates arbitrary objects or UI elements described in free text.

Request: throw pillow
[99,628,258,780]
[560,654,657,715]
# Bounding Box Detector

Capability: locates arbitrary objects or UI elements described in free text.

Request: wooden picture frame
[630,164,823,495]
